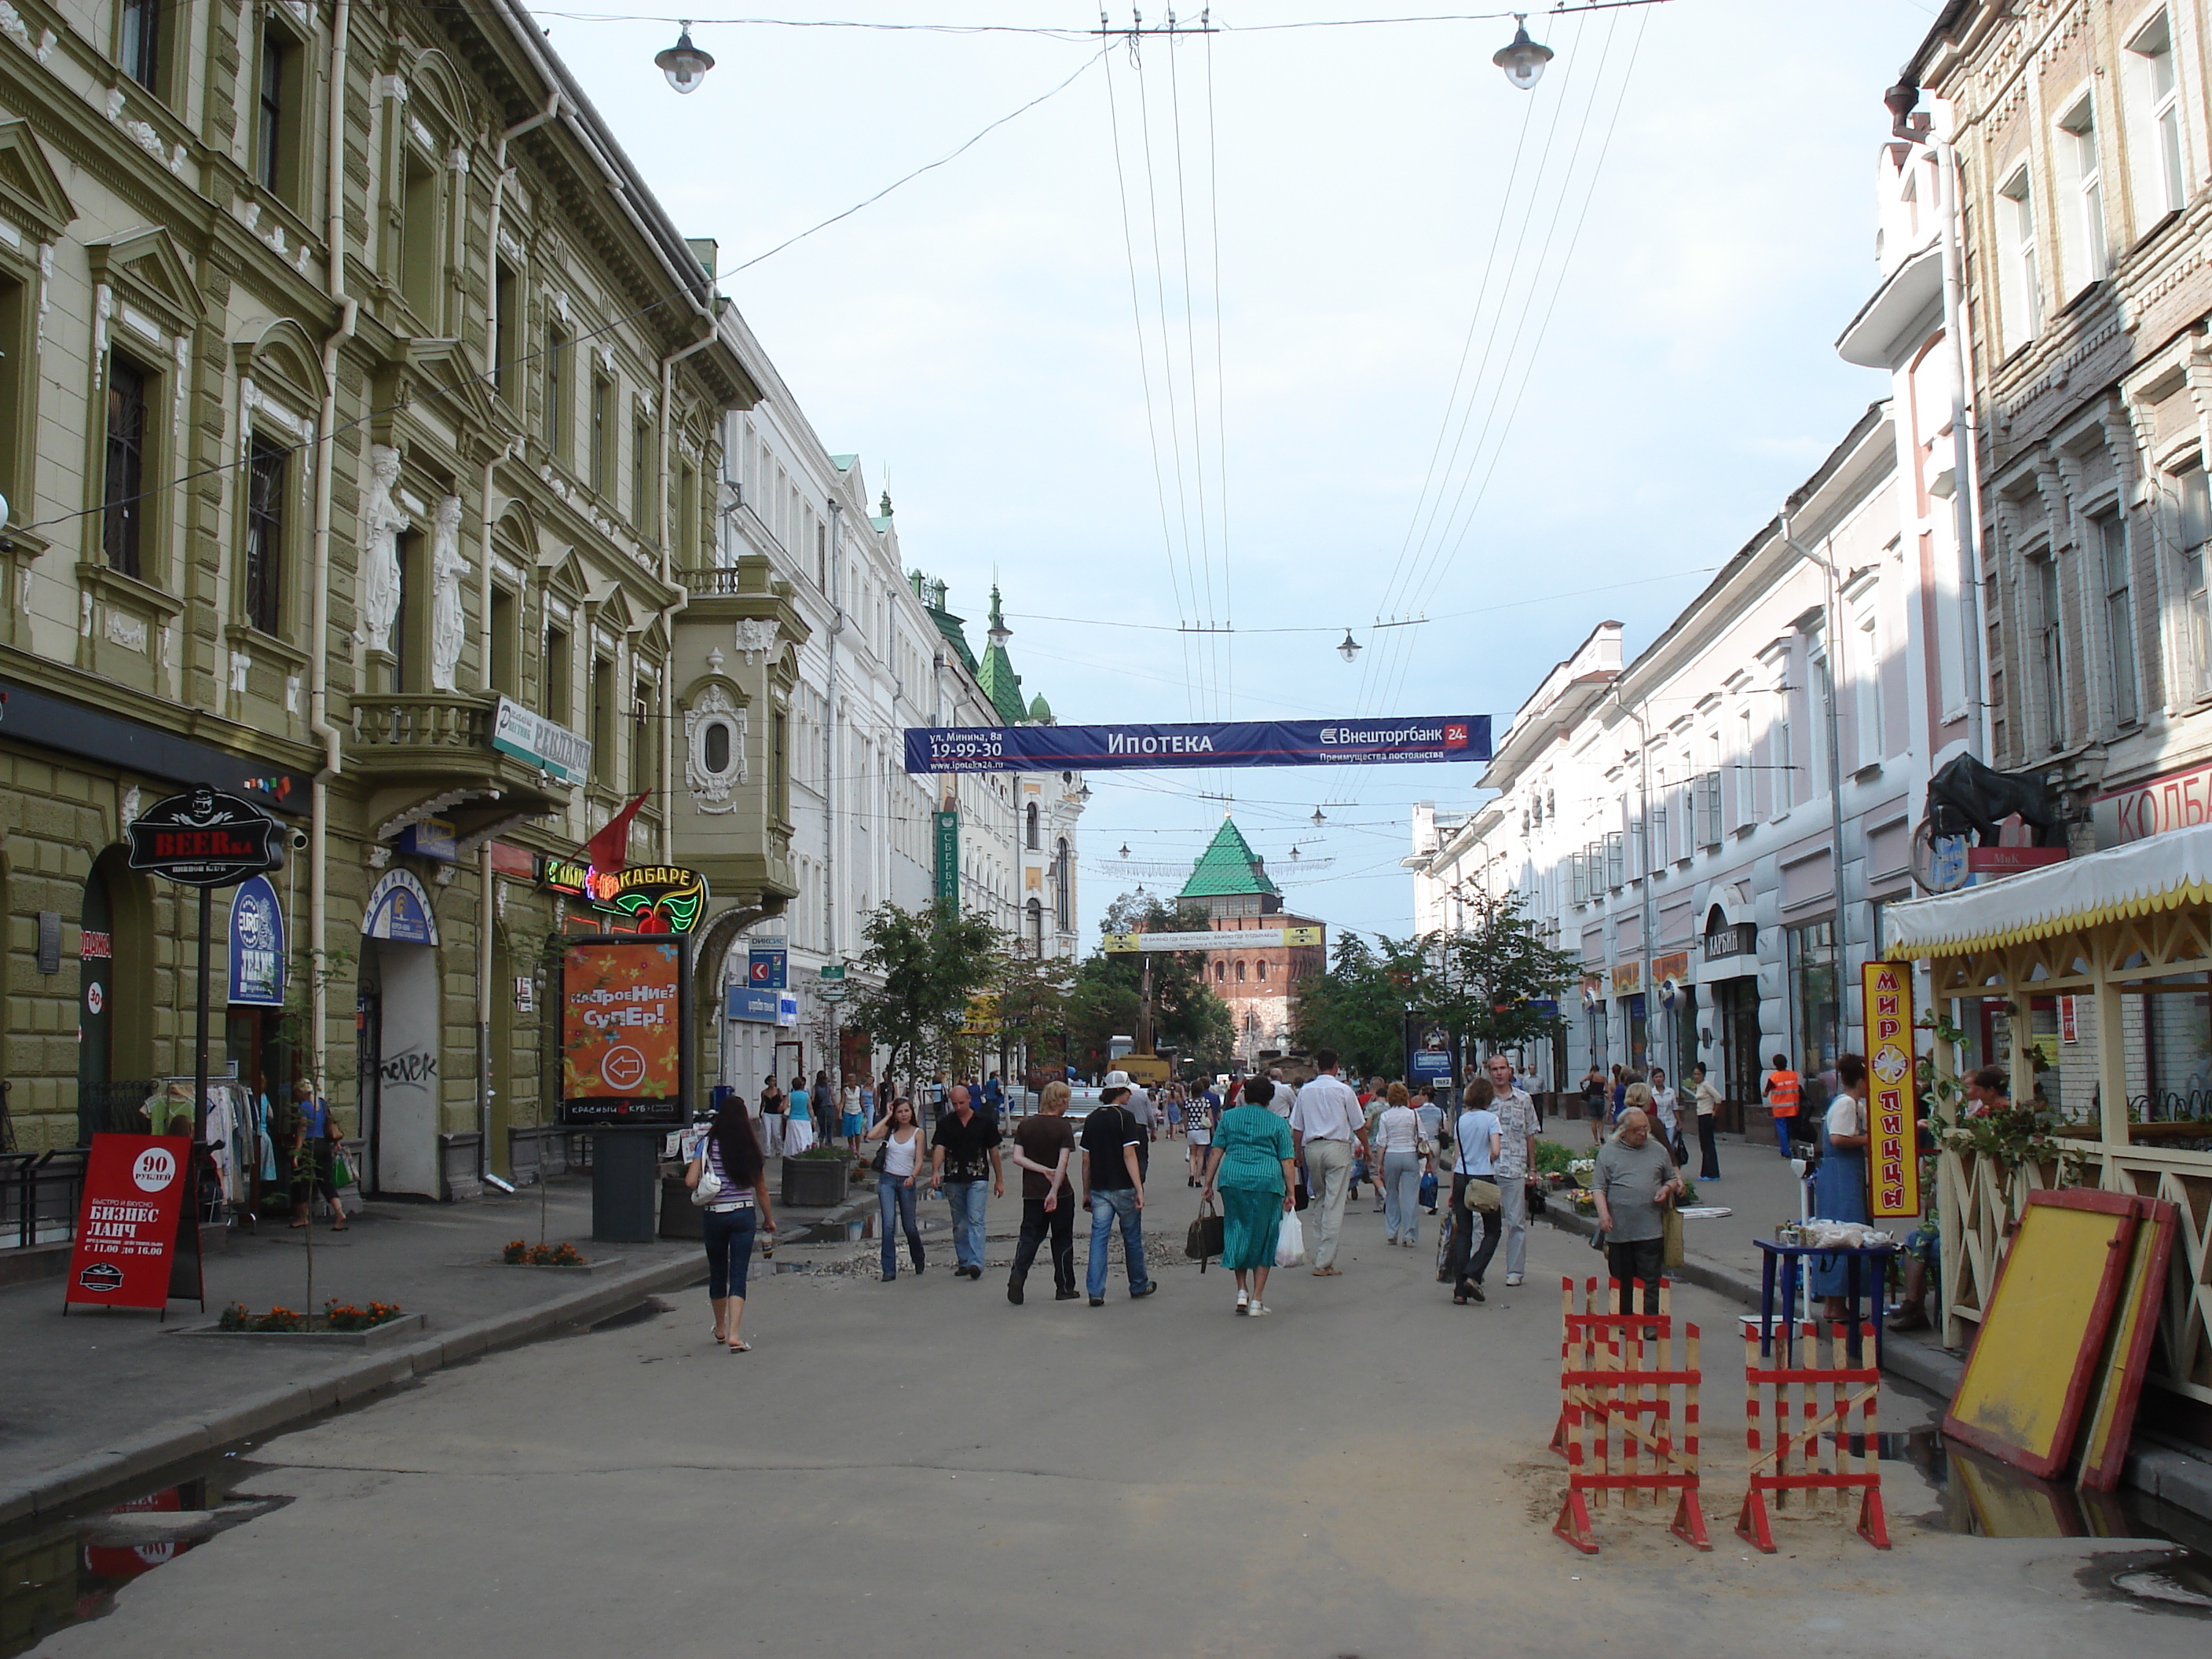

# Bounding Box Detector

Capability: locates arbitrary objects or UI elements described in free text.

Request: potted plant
[782,1145,849,1207]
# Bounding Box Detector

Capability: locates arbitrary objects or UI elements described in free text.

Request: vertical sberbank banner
[934,810,960,909]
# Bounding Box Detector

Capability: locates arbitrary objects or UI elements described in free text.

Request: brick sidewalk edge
[0,1248,711,1528]
[1536,1203,2212,1525]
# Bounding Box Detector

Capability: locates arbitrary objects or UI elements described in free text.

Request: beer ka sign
[126,787,283,888]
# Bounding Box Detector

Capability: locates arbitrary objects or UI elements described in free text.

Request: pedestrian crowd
[684,1047,1770,1337]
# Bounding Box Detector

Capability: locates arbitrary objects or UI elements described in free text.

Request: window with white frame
[2096,509,2139,727]
[2126,10,2187,224]
[1854,610,1883,767]
[2175,464,2212,701]
[1997,166,2042,353]
[2034,551,2067,750]
[1737,706,1755,820]
[1773,689,1793,811]
[2056,94,2108,291]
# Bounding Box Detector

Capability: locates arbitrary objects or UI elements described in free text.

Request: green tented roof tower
[1178,817,1280,901]
[976,584,1030,726]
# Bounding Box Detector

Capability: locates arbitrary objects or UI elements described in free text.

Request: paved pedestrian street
[31,1179,2198,1659]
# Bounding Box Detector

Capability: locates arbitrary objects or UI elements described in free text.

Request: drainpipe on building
[824,500,842,1085]
[307,0,357,1110]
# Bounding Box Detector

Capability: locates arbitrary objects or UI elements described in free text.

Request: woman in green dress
[1200,1076,1298,1317]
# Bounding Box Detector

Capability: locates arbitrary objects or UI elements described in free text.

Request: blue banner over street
[903,716,1490,775]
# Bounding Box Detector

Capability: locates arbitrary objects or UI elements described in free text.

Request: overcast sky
[548,0,1942,945]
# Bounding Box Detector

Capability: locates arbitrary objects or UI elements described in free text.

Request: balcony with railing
[346,693,573,822]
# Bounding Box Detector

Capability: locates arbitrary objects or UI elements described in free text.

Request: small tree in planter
[273,947,355,1326]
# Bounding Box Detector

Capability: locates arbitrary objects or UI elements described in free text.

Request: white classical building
[709,332,1080,1095]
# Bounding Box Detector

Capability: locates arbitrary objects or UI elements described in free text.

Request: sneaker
[1235,1291,1250,1315]
[1504,1273,1523,1287]
[1248,1302,1271,1317]
[1130,1283,1158,1299]
[1089,1297,1105,1307]
[1054,1287,1080,1301]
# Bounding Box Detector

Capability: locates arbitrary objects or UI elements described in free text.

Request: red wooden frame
[1942,1188,2139,1479]
[2076,1196,2180,1492]
[1737,1321,1888,1552]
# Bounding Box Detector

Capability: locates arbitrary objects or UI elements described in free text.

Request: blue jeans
[1382,1149,1424,1242]
[944,1178,988,1270]
[1086,1188,1150,1298]
[701,1205,760,1299]
[877,1175,924,1275]
[1775,1113,1795,1157]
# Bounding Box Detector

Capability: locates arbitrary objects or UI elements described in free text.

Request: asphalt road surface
[37,1175,2196,1657]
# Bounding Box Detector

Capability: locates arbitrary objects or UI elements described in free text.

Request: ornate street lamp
[1492,15,1554,90]
[655,23,715,94]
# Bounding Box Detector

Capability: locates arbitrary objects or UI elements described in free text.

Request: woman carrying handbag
[863,1098,927,1281]
[685,1100,777,1351]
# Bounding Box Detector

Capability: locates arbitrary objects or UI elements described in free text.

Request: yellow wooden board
[2075,1199,2176,1492]
[1943,1196,2135,1479]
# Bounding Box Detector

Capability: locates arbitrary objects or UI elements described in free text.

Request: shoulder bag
[690,1143,724,1208]
[870,1134,890,1174]
[1185,1197,1224,1268]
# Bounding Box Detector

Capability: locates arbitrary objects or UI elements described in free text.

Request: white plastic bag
[1275,1210,1307,1269]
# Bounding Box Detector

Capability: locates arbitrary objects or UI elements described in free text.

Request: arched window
[1256,960,1268,982]
[1235,960,1247,983]
[1025,802,1039,850]
[1026,898,1044,954]
[1214,960,1226,983]
[1053,838,1071,932]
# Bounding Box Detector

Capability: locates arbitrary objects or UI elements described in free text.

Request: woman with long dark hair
[685,1100,778,1351]
[863,1097,928,1280]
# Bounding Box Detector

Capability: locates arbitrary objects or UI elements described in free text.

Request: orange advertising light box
[562,939,683,1123]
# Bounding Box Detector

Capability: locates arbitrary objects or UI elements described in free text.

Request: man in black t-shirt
[1006,1080,1081,1303]
[1080,1086,1156,1306]
[930,1085,1002,1279]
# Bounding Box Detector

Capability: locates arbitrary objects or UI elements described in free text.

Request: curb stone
[0,1248,709,1529]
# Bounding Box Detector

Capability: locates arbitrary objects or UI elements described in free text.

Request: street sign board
[749,945,787,987]
[126,788,282,888]
[819,983,848,1003]
[226,875,285,1006]
[1102,926,1323,952]
[817,963,847,980]
[1411,1050,1453,1086]
[905,716,1491,775]
[561,937,687,1126]
[63,1135,192,1310]
[1861,962,1922,1221]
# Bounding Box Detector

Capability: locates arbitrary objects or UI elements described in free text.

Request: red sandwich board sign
[63,1134,201,1312]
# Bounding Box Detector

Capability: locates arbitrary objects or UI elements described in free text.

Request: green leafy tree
[846,903,1005,1097]
[1292,887,1575,1082]
[990,948,1075,1083]
[1290,932,1409,1080]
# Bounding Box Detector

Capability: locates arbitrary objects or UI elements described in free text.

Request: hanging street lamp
[1492,15,1554,90]
[655,23,715,94]
[1337,629,1361,664]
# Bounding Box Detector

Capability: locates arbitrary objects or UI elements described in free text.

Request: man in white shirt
[1265,1068,1296,1121]
[1485,1053,1540,1288]
[1288,1049,1366,1276]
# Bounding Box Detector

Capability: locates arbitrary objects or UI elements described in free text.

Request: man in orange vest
[1761,1053,1800,1159]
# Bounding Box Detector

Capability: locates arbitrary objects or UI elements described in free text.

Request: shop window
[1785,919,1840,1108]
[102,352,152,579]
[242,435,286,635]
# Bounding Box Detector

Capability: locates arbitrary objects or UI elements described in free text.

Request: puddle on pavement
[0,1453,291,1656]
[1877,1424,2212,1614]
